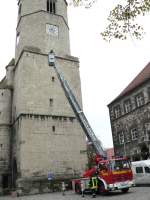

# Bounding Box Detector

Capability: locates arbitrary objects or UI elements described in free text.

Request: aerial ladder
[48,51,134,194]
[48,50,105,158]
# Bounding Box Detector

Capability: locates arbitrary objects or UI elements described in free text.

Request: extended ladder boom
[48,52,105,157]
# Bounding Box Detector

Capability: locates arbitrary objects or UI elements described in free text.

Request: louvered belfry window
[47,0,56,14]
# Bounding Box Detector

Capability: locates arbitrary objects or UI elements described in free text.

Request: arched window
[47,0,56,14]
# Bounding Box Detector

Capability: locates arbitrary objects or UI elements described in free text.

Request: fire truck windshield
[110,160,131,170]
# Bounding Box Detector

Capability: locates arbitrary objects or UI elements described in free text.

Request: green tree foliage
[71,0,150,41]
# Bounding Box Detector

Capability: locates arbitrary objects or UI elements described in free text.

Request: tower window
[18,3,22,15]
[16,33,20,46]
[52,126,55,132]
[49,98,53,106]
[52,76,55,82]
[47,0,56,14]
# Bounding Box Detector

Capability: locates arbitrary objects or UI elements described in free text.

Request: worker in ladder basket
[89,173,98,198]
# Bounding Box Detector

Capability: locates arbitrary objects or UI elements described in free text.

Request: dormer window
[47,0,56,14]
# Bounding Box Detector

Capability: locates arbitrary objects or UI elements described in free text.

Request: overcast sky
[0,1,150,148]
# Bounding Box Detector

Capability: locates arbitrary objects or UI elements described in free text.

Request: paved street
[0,187,150,200]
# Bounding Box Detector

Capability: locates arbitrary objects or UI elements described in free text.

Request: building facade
[106,148,114,160]
[0,0,88,195]
[108,63,150,161]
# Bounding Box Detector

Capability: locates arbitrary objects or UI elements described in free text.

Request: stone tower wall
[0,89,12,125]
[0,126,10,171]
[6,65,14,88]
[16,115,86,178]
[13,52,82,116]
[13,51,87,179]
[12,0,88,194]
[0,89,12,172]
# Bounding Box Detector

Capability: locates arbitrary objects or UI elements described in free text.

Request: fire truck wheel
[75,183,81,194]
[121,188,129,193]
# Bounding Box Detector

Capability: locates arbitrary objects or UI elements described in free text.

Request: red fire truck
[48,51,134,195]
[72,156,133,194]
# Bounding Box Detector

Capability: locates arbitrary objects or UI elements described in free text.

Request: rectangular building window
[131,128,138,140]
[114,105,121,118]
[118,132,124,144]
[47,0,56,14]
[126,133,130,143]
[135,92,145,107]
[124,99,132,113]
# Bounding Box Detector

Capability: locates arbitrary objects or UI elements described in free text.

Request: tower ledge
[15,48,79,70]
[17,10,69,30]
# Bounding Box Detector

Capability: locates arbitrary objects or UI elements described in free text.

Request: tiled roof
[109,62,150,105]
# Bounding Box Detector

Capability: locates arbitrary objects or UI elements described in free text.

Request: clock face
[46,24,58,36]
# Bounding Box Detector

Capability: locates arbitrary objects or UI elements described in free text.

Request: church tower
[11,0,88,194]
